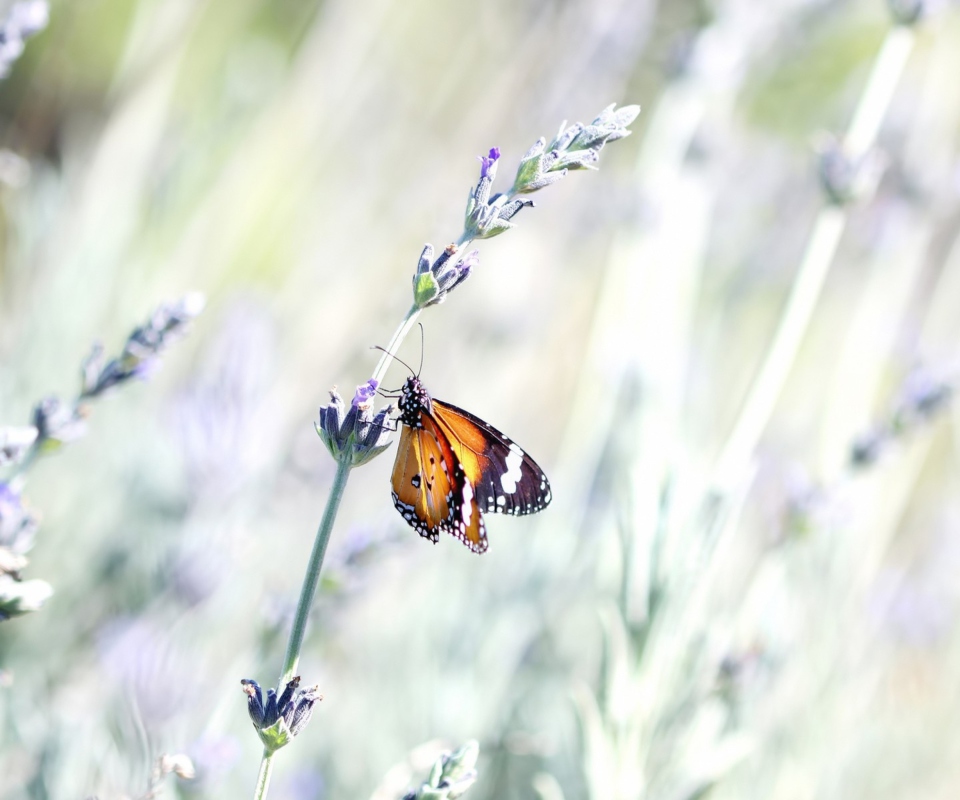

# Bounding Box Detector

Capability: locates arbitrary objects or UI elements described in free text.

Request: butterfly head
[398,375,432,429]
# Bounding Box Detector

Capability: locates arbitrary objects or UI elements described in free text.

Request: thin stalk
[254,751,274,800]
[712,24,915,488]
[279,455,353,685]
[253,457,352,798]
[371,305,422,386]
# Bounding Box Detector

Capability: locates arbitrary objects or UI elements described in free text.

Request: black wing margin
[431,399,552,518]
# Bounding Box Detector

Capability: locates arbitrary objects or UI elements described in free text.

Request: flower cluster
[412,244,480,309]
[400,741,480,800]
[241,677,322,754]
[0,482,50,621]
[511,103,640,195]
[316,380,393,466]
[80,293,206,399]
[409,103,641,310]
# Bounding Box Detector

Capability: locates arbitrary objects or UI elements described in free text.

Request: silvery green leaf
[513,151,545,191]
[516,171,568,194]
[520,136,546,162]
[472,218,516,239]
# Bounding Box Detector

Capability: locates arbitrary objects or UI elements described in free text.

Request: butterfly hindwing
[430,399,552,518]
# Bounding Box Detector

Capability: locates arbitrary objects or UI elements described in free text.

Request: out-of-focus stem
[371,305,422,386]
[713,206,845,484]
[845,26,915,160]
[712,24,915,488]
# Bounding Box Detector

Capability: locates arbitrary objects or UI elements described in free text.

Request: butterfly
[390,375,552,553]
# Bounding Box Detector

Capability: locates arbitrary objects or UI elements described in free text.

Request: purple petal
[351,379,379,408]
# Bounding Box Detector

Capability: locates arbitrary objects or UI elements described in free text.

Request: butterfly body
[391,376,551,553]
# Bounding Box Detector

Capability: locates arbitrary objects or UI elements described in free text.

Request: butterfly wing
[430,399,552,518]
[390,421,458,544]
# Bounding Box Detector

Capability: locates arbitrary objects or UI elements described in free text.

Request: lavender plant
[243,103,639,800]
[0,294,204,621]
[0,0,47,79]
[561,4,951,799]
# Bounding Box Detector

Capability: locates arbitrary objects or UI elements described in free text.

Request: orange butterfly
[391,376,551,553]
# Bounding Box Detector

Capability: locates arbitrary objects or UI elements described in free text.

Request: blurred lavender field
[2,0,960,798]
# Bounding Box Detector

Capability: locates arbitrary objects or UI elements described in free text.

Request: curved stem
[279,456,353,686]
[372,305,422,387]
[253,750,274,800]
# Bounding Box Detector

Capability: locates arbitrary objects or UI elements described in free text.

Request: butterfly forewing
[391,422,458,543]
[431,399,552,518]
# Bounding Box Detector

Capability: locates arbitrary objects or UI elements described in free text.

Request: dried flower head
[240,677,322,754]
[413,244,480,308]
[401,740,480,800]
[316,381,393,466]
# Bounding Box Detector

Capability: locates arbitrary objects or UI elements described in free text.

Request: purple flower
[351,379,379,409]
[478,146,500,179]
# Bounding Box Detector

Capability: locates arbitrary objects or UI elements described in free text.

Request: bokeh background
[2,0,960,797]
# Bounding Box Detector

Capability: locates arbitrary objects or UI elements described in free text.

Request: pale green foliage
[1,1,959,799]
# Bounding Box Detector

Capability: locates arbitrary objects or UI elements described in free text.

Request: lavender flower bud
[887,0,924,25]
[0,426,37,467]
[850,428,889,469]
[0,574,53,620]
[240,677,322,754]
[316,382,393,466]
[405,741,480,800]
[0,482,39,557]
[32,396,87,450]
[815,133,885,206]
[512,103,639,195]
[80,293,205,399]
[241,679,266,727]
[413,244,479,308]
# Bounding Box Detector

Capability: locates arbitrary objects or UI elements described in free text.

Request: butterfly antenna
[370,344,417,377]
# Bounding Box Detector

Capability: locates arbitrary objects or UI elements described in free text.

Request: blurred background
[1,0,960,797]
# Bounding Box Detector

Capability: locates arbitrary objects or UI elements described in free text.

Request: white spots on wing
[462,479,476,526]
[500,442,524,493]
[496,495,506,507]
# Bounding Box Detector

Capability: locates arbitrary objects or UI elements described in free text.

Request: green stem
[278,455,353,686]
[254,458,352,799]
[372,305,422,387]
[253,750,274,800]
